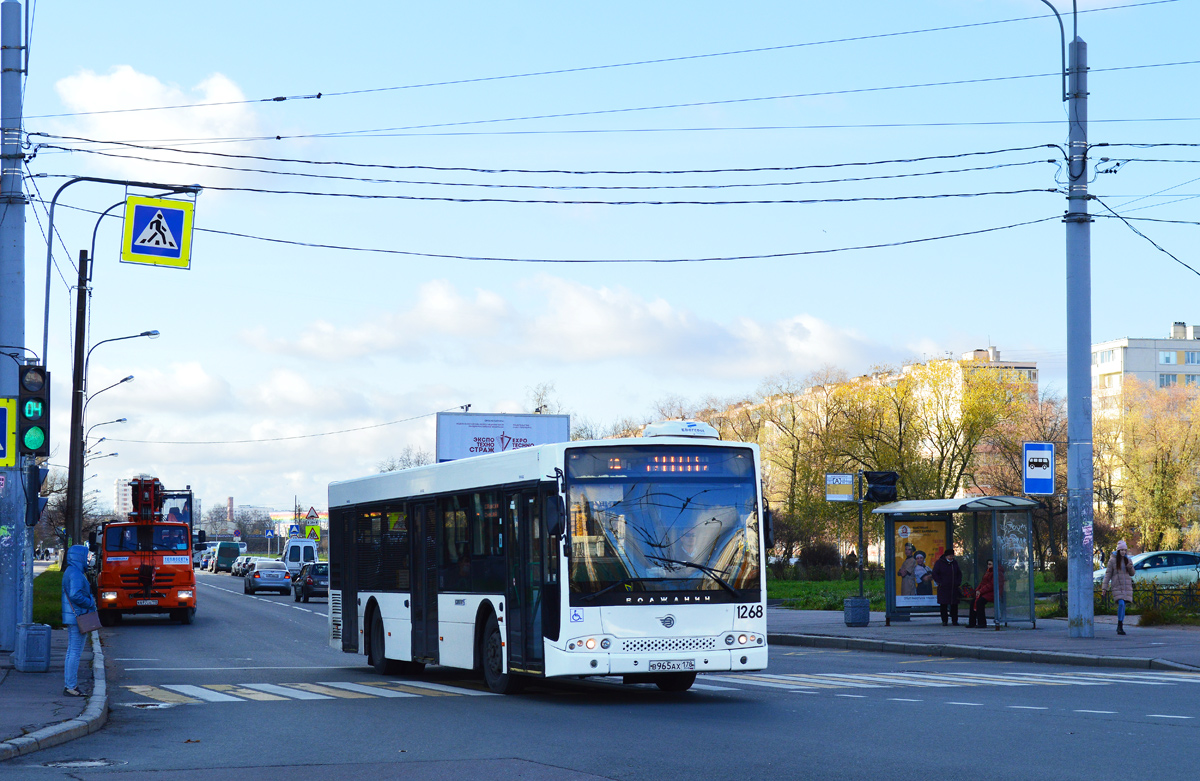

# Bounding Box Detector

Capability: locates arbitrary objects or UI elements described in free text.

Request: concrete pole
[0,0,25,652]
[1065,36,1095,639]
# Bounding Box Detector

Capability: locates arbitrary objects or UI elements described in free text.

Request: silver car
[244,559,292,595]
[1093,550,1200,586]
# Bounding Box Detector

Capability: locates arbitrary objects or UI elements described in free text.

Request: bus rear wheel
[368,610,403,675]
[654,672,696,692]
[482,613,523,694]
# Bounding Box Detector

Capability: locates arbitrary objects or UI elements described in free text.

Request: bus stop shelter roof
[871,496,1040,515]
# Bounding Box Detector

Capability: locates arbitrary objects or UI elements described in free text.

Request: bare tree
[378,445,434,472]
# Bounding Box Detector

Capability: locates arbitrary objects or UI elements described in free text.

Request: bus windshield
[566,446,760,604]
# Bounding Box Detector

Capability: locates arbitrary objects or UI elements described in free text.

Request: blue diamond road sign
[1023,442,1055,496]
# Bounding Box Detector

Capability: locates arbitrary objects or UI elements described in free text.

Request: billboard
[435,412,571,462]
[894,520,946,608]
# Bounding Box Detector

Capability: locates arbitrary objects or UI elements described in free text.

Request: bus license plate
[136,599,158,606]
[649,660,694,672]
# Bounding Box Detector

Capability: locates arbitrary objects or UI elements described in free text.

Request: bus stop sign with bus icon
[1023,442,1055,496]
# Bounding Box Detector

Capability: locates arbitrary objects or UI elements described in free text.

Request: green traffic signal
[22,426,46,451]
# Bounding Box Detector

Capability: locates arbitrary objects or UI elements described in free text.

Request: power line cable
[22,0,1180,121]
[45,199,1057,263]
[40,144,1055,190]
[31,134,1058,175]
[1093,196,1200,278]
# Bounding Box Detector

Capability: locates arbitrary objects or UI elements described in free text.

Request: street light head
[116,418,127,423]
[143,330,161,339]
[120,375,134,384]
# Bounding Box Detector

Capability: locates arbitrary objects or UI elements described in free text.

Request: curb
[767,632,1200,672]
[0,632,107,762]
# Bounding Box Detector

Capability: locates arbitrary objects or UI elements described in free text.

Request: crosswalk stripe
[897,673,1021,687]
[285,682,374,698]
[1059,672,1189,684]
[162,685,244,702]
[385,679,499,696]
[204,684,286,701]
[369,682,458,697]
[319,681,419,698]
[690,682,739,691]
[705,675,833,690]
[766,674,884,689]
[241,683,334,700]
[819,673,952,688]
[125,685,199,704]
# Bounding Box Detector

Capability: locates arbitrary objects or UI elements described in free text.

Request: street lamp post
[67,327,154,548]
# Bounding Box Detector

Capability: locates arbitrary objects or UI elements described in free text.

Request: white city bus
[327,421,770,693]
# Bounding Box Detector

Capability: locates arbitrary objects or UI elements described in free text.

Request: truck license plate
[649,659,694,672]
[136,599,158,606]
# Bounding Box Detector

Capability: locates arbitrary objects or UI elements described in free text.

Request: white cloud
[51,66,261,185]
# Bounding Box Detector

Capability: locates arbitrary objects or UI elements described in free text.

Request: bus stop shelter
[873,496,1039,628]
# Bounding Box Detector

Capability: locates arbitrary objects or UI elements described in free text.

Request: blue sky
[18,0,1200,511]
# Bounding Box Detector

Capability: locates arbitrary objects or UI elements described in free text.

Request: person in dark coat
[968,559,999,628]
[61,544,97,696]
[932,547,963,626]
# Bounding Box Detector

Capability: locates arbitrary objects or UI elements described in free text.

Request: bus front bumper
[545,644,767,677]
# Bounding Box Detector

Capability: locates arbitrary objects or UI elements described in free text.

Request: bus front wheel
[654,672,696,692]
[482,613,523,694]
[368,610,402,675]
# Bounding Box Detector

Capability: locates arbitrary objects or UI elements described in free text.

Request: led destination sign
[567,446,753,480]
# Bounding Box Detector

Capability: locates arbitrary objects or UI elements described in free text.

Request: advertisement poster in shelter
[894,520,946,607]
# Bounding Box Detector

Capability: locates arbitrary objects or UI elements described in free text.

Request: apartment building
[1092,321,1200,407]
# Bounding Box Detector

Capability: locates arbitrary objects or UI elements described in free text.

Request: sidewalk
[767,606,1200,671]
[0,628,107,761]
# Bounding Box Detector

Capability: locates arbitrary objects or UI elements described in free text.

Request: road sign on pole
[305,525,321,541]
[0,398,14,468]
[306,507,319,521]
[120,195,195,269]
[265,529,275,538]
[1023,442,1055,496]
[288,524,301,538]
[825,473,855,502]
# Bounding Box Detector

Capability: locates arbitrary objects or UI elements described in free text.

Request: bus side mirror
[197,530,207,544]
[546,496,566,537]
[87,531,98,548]
[763,507,774,550]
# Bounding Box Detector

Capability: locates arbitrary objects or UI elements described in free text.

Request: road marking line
[1147,714,1193,719]
[1074,709,1117,714]
[888,698,923,702]
[285,682,373,699]
[831,673,952,688]
[370,682,457,697]
[945,701,983,706]
[319,681,418,698]
[706,675,841,690]
[385,679,499,696]
[689,683,738,691]
[204,684,286,701]
[1073,672,1192,684]
[241,683,333,700]
[124,685,199,704]
[1008,706,1049,710]
[834,694,866,698]
[113,658,159,661]
[162,685,244,703]
[904,673,1028,687]
[762,674,883,689]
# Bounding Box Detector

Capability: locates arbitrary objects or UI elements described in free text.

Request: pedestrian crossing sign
[121,195,195,269]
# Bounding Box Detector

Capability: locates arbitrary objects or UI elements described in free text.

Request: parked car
[199,549,215,570]
[244,560,292,595]
[292,562,329,603]
[1093,550,1200,586]
[281,538,318,576]
[231,555,252,577]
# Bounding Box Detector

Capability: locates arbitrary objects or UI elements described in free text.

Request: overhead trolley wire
[21,0,1180,121]
[1094,197,1200,279]
[31,134,1057,175]
[38,144,1056,190]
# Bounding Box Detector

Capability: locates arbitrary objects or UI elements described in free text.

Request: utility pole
[1064,34,1095,638]
[0,0,26,654]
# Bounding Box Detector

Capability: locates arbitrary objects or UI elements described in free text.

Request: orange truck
[89,477,202,625]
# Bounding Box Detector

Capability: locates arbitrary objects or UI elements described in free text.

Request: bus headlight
[600,639,611,650]
[101,592,118,601]
[585,638,596,650]
[177,590,194,600]
[738,634,748,645]
[725,635,735,646]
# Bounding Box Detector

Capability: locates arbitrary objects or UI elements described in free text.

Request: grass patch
[1136,606,1200,627]
[33,565,63,628]
[769,579,886,611]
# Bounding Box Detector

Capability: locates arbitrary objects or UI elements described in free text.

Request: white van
[281,538,318,575]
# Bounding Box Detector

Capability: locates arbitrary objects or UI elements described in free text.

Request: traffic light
[863,471,899,502]
[17,365,50,457]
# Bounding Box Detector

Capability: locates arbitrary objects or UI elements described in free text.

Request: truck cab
[91,479,200,625]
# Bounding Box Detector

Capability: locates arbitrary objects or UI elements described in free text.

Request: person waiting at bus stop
[968,559,998,628]
[932,547,963,626]
[61,544,97,697]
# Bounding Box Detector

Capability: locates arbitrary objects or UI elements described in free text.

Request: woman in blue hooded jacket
[61,544,97,696]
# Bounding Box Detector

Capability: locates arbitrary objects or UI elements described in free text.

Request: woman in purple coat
[932,547,963,626]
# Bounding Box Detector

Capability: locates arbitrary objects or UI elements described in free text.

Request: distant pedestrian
[1102,540,1135,636]
[932,547,963,626]
[844,550,858,571]
[61,544,97,697]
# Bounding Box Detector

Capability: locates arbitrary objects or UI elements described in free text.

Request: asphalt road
[8,570,1200,780]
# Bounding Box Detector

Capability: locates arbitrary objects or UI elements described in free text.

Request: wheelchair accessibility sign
[121,195,196,269]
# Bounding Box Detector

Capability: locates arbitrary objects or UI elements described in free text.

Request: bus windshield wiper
[644,555,739,598]
[582,577,669,602]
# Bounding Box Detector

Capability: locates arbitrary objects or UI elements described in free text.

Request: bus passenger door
[411,502,439,663]
[504,491,545,673]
